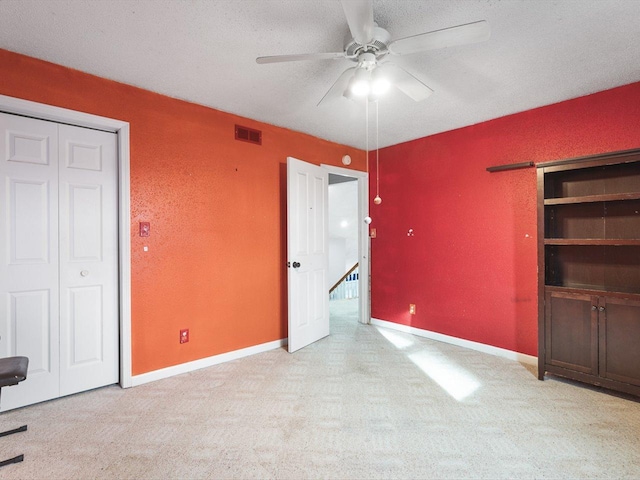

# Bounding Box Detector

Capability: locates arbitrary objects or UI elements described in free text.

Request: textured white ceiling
[1,0,639,149]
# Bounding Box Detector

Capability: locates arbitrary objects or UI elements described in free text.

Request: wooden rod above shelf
[486,161,535,173]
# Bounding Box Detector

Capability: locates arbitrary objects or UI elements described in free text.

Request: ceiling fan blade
[340,0,374,45]
[376,64,433,102]
[389,20,490,56]
[256,52,345,64]
[317,67,357,106]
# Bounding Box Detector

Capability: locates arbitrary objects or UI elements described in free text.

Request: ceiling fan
[256,0,490,106]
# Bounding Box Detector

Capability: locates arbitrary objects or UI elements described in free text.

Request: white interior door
[0,113,118,410]
[0,113,61,407]
[287,157,329,353]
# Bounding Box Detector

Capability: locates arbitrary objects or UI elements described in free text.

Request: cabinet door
[545,291,598,374]
[598,297,640,386]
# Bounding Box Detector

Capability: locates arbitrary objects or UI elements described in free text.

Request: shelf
[545,244,640,295]
[544,239,640,246]
[545,285,640,299]
[544,192,640,205]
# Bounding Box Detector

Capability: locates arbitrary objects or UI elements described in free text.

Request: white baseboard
[130,320,537,387]
[130,338,288,387]
[370,318,538,366]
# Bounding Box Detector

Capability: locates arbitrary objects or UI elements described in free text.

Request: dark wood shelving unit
[537,149,640,397]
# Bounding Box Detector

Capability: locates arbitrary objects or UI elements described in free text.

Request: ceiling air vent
[235,125,262,145]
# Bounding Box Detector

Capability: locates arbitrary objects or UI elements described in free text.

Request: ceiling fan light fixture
[351,80,370,96]
[350,68,371,96]
[372,79,390,95]
[371,69,391,95]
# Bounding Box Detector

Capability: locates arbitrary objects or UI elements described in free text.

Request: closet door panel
[58,124,119,396]
[0,112,60,410]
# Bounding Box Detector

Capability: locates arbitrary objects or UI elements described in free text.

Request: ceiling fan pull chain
[376,100,379,197]
[365,99,369,174]
[374,100,382,205]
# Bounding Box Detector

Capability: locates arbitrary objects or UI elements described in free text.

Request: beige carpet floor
[1,298,639,479]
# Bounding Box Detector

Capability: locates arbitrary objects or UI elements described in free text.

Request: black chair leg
[0,425,27,438]
[0,357,29,468]
[0,425,27,467]
[0,454,23,467]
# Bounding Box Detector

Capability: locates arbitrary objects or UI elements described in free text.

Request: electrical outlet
[180,329,189,344]
[409,304,416,315]
[370,228,377,238]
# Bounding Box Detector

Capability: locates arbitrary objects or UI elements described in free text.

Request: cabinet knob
[599,306,605,312]
[591,305,597,311]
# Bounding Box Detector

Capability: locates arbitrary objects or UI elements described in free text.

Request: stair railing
[329,263,359,300]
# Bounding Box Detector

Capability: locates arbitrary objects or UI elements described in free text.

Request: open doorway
[286,159,368,353]
[328,172,361,324]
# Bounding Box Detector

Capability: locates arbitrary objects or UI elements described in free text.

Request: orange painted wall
[0,48,365,375]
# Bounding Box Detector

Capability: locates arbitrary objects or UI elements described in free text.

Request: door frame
[0,94,133,388]
[322,164,370,325]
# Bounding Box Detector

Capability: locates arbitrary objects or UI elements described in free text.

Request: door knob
[80,270,89,277]
[292,262,301,268]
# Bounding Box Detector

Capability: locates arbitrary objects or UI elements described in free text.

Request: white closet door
[0,113,61,409]
[58,124,118,396]
[0,114,118,411]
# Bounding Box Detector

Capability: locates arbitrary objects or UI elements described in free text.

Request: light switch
[370,228,377,238]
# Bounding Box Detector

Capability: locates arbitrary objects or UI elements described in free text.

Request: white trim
[117,125,132,387]
[130,338,288,387]
[322,164,370,325]
[322,164,367,179]
[0,95,128,131]
[371,318,538,366]
[0,94,133,388]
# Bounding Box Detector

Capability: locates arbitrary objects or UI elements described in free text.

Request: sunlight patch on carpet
[408,350,481,401]
[376,327,415,349]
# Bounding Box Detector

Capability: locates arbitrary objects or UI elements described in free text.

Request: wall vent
[235,125,262,145]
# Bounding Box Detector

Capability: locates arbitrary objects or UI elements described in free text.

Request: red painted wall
[371,82,640,356]
[0,49,365,375]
